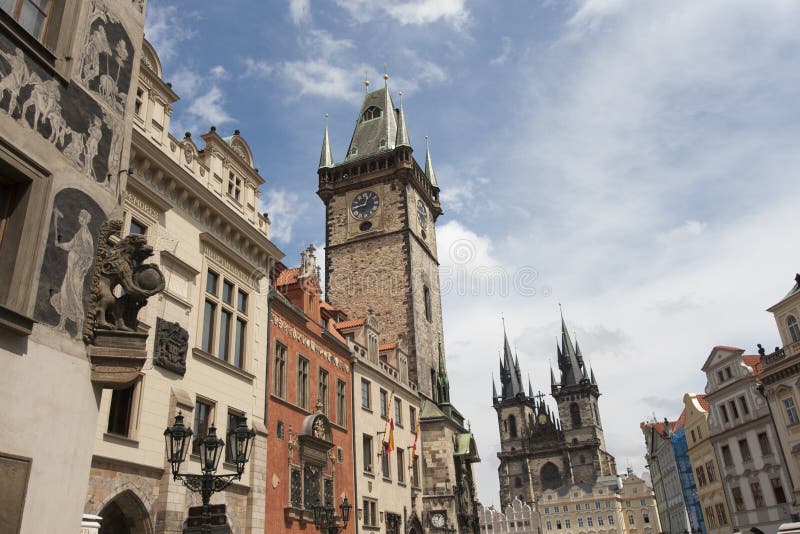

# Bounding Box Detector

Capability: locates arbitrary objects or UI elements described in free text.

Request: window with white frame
[201,269,248,368]
[227,172,242,202]
[788,315,800,343]
[784,396,800,425]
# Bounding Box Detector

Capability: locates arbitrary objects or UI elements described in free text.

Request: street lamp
[164,412,256,533]
[311,496,352,534]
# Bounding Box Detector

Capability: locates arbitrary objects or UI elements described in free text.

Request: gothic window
[508,415,517,438]
[540,462,562,491]
[423,286,432,321]
[362,106,382,122]
[789,315,800,343]
[570,402,581,428]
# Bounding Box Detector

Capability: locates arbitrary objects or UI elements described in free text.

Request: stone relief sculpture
[154,317,189,375]
[50,209,95,331]
[83,220,165,343]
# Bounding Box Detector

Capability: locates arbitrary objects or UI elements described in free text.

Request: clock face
[538,413,548,425]
[431,512,446,528]
[417,199,428,229]
[351,191,379,220]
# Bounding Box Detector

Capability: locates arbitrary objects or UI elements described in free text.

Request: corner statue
[83,219,165,343]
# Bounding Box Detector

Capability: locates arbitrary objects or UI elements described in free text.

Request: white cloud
[209,65,228,79]
[261,189,308,244]
[279,59,367,102]
[242,58,274,79]
[301,29,355,59]
[173,85,235,134]
[144,4,196,63]
[289,0,311,25]
[334,0,470,29]
[169,68,202,99]
[657,220,707,244]
[490,37,512,65]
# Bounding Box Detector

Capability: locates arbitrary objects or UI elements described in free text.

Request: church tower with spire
[492,314,616,512]
[318,76,480,533]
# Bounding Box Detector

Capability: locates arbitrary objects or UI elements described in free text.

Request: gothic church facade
[493,315,617,510]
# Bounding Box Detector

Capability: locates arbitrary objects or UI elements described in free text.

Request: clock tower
[317,79,481,534]
[317,80,444,401]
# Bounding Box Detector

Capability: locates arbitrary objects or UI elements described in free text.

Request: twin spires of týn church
[492,311,616,510]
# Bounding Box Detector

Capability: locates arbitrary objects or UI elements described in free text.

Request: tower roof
[396,92,410,147]
[557,310,587,387]
[499,324,524,400]
[319,115,333,169]
[424,136,438,188]
[345,85,398,161]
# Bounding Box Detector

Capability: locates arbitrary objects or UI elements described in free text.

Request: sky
[145,0,800,506]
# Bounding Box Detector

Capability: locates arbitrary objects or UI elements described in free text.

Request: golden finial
[364,69,370,92]
[383,62,389,85]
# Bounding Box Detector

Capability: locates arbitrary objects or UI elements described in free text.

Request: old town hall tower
[493,315,616,509]
[317,78,480,533]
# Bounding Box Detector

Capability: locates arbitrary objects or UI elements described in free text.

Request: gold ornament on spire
[364,69,370,92]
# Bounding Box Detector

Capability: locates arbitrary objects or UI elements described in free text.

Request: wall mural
[0,36,117,187]
[34,189,107,338]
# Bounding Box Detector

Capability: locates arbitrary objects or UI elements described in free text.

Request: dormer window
[349,146,358,156]
[379,139,387,148]
[228,172,242,202]
[788,315,800,343]
[362,106,381,122]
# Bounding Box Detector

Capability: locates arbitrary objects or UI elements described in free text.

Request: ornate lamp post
[311,497,352,534]
[164,412,256,533]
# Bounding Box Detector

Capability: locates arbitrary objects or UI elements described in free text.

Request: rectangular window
[201,269,248,367]
[731,486,745,512]
[784,397,800,425]
[628,514,635,525]
[575,504,581,511]
[720,404,729,423]
[758,432,772,455]
[362,499,377,527]
[297,356,309,409]
[597,516,604,526]
[706,461,716,482]
[423,285,432,321]
[546,521,552,531]
[381,449,390,480]
[739,395,750,415]
[361,379,371,409]
[556,520,562,530]
[397,448,405,483]
[193,399,213,455]
[129,218,147,236]
[225,410,244,463]
[336,379,347,427]
[544,507,550,515]
[772,478,787,504]
[107,382,136,437]
[705,506,716,528]
[228,172,242,201]
[595,501,601,510]
[318,369,329,415]
[578,518,584,528]
[380,389,388,419]
[412,455,420,487]
[695,466,706,487]
[410,406,417,431]
[715,503,728,525]
[1,0,53,40]
[584,503,590,511]
[565,520,571,529]
[608,515,614,525]
[721,445,734,467]
[394,397,402,426]
[729,400,740,419]
[276,421,284,440]
[739,439,752,462]
[587,517,593,527]
[273,342,287,399]
[362,434,373,473]
[751,481,765,508]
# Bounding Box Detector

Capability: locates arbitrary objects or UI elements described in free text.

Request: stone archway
[98,489,153,534]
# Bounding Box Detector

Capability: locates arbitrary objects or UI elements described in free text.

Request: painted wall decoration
[79,1,134,115]
[34,189,107,338]
[0,36,117,187]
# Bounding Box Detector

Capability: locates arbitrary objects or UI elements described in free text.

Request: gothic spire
[558,309,586,387]
[437,341,450,403]
[500,323,524,399]
[528,375,534,398]
[590,367,597,385]
[395,91,410,147]
[319,114,333,169]
[424,136,439,188]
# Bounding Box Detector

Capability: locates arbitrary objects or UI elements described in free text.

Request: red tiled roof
[743,355,763,375]
[713,345,744,352]
[673,408,687,432]
[276,268,299,286]
[320,300,335,311]
[379,342,397,351]
[334,318,364,330]
[696,394,709,411]
[327,318,347,344]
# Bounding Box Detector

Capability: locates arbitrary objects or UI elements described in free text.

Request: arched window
[570,402,582,428]
[508,415,517,438]
[423,286,432,321]
[515,476,522,488]
[541,462,563,491]
[362,106,382,122]
[788,315,800,343]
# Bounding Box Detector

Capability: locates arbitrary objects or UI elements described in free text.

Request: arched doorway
[98,490,152,534]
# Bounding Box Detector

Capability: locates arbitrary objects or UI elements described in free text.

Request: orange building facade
[266,246,356,534]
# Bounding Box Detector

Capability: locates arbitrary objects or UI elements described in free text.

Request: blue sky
[146,0,800,506]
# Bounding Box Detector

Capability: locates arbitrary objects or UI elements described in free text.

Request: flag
[384,418,395,454]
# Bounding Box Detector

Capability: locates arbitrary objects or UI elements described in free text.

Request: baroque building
[702,345,792,534]
[84,37,283,533]
[266,247,355,534]
[317,78,480,533]
[0,2,147,532]
[493,315,616,512]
